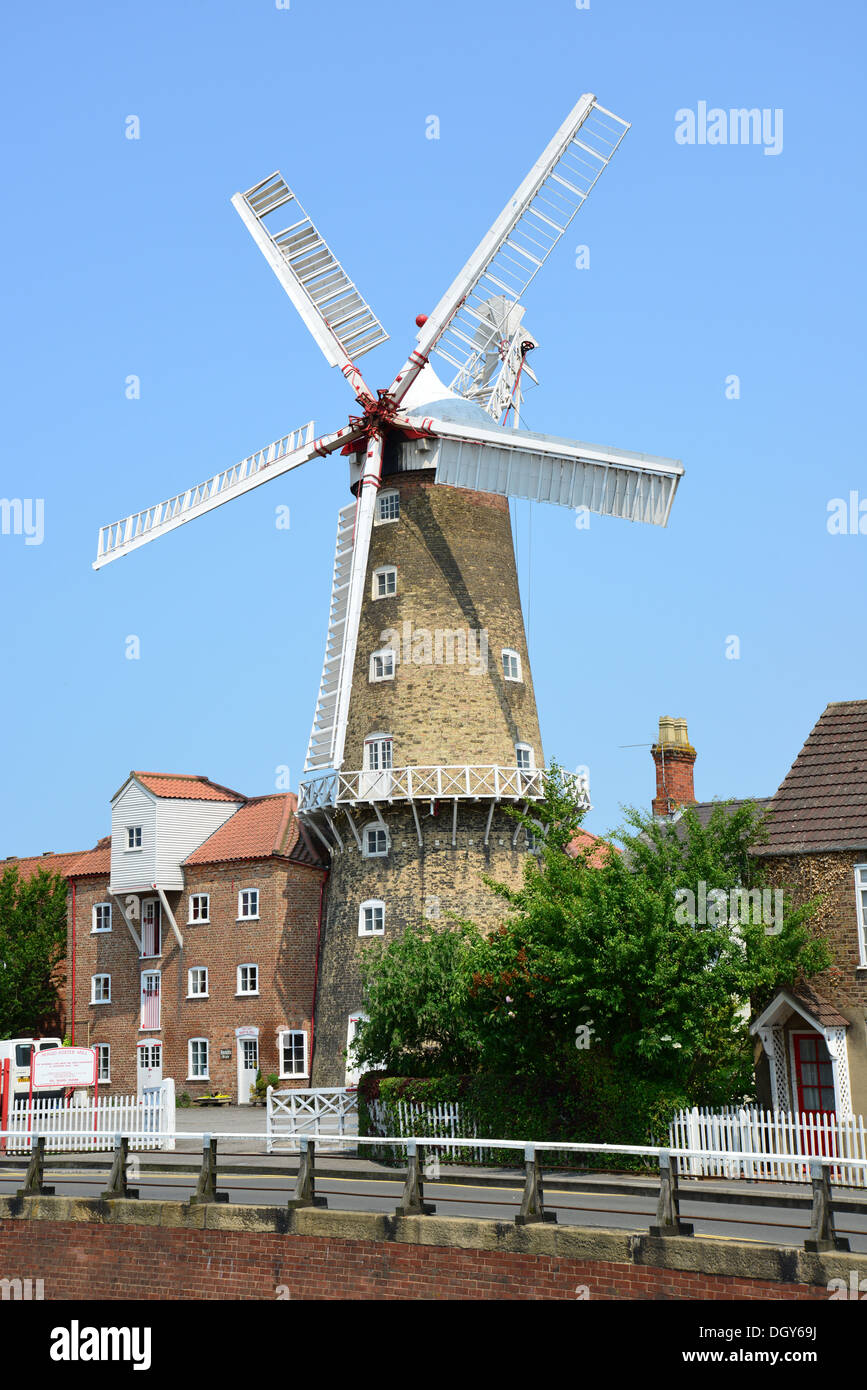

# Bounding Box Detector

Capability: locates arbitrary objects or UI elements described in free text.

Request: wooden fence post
[17,1135,54,1198]
[395,1140,434,1216]
[649,1150,694,1237]
[804,1159,849,1252]
[101,1134,139,1200]
[287,1137,327,1210]
[515,1145,556,1225]
[188,1135,228,1205]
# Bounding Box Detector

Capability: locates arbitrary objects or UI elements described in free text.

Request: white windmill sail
[233,174,388,400]
[402,413,683,527]
[93,421,363,568]
[388,95,629,409]
[304,501,357,775]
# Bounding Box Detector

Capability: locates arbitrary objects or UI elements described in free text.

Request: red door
[793,1033,836,1155]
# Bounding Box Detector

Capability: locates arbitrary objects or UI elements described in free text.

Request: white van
[0,1037,63,1106]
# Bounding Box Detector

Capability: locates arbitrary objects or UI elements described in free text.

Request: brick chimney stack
[651,716,697,817]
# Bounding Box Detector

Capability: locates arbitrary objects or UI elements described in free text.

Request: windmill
[93,93,684,1084]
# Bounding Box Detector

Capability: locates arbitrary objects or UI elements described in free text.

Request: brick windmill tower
[93,94,684,1084]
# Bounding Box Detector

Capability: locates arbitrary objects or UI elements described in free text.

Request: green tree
[353,767,831,1108]
[0,865,68,1038]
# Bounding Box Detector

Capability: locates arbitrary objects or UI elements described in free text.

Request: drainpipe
[308,870,328,1080]
[70,882,76,1045]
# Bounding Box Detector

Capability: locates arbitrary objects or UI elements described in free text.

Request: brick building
[62,772,326,1101]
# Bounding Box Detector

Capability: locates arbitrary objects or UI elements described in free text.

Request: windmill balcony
[297,764,590,815]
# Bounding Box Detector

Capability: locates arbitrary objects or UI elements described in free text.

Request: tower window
[376,490,400,523]
[502,649,522,682]
[362,824,390,858]
[372,566,397,599]
[370,649,395,682]
[359,900,385,935]
[364,735,393,771]
[515,743,534,773]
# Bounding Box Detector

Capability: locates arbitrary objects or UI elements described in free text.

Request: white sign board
[31,1047,96,1090]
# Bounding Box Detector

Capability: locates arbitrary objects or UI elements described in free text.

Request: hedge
[358,1054,691,1170]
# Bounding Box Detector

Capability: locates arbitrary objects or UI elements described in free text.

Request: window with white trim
[238,889,259,920]
[364,734,393,772]
[515,743,534,773]
[376,489,400,523]
[359,900,385,936]
[362,824,390,858]
[237,963,259,996]
[188,893,209,924]
[125,826,142,851]
[370,648,395,682]
[92,902,112,933]
[372,565,397,599]
[187,966,208,998]
[91,974,111,1004]
[188,1038,209,1080]
[279,1029,309,1079]
[502,648,522,682]
[96,1043,110,1082]
[856,864,867,967]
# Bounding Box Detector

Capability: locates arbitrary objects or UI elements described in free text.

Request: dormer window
[125,826,142,851]
[376,489,400,523]
[502,649,522,682]
[372,565,397,599]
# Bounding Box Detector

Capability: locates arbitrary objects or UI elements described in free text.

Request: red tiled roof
[566,829,620,866]
[129,772,246,803]
[0,849,87,882]
[183,794,325,868]
[67,838,112,878]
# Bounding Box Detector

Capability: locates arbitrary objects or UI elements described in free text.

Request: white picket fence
[3,1080,176,1154]
[266,1086,358,1153]
[669,1106,867,1186]
[367,1096,486,1162]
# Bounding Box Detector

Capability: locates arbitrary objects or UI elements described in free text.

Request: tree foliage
[0,865,68,1038]
[352,767,830,1107]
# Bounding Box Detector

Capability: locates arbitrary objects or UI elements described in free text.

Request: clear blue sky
[1,0,864,854]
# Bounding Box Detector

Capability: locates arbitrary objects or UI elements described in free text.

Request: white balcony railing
[297,764,589,814]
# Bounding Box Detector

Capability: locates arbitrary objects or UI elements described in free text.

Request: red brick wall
[66,859,325,1099]
[0,1220,828,1300]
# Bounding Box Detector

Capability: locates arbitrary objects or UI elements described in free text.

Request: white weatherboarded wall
[110,777,242,893]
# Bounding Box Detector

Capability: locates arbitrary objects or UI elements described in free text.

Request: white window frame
[364,734,393,772]
[359,899,385,936]
[188,1038,210,1081]
[370,648,395,682]
[188,893,210,924]
[90,974,111,1005]
[187,966,209,999]
[96,1043,111,1083]
[125,826,142,852]
[278,1029,309,1080]
[362,823,390,859]
[372,565,397,600]
[140,970,161,1032]
[238,888,260,921]
[502,648,522,682]
[237,963,259,996]
[515,742,535,773]
[91,902,112,934]
[855,864,867,968]
[375,489,400,524]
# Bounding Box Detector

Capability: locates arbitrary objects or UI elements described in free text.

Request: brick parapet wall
[0,1199,856,1301]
